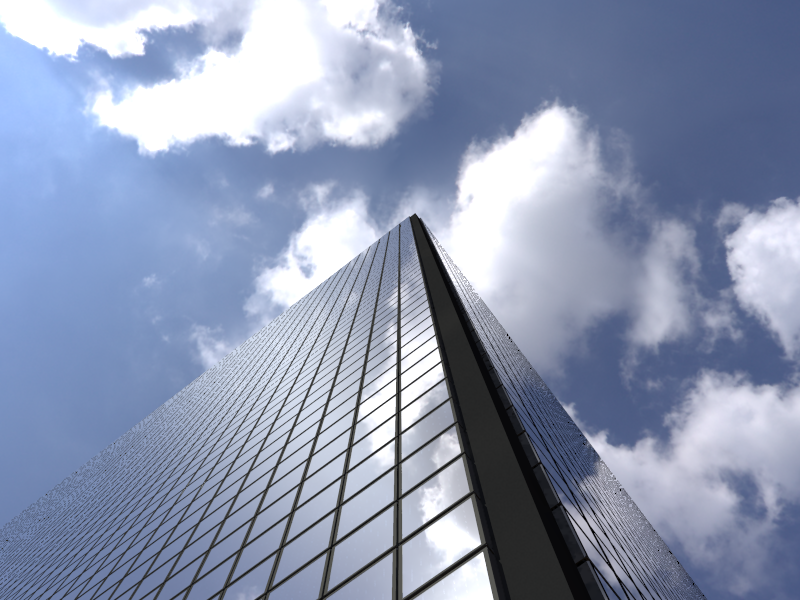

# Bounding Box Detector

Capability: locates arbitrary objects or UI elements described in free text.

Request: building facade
[0,216,703,600]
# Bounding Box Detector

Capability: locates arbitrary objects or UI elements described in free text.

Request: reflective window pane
[186,555,234,600]
[268,554,326,600]
[299,455,346,504]
[158,556,202,600]
[328,507,394,589]
[344,441,395,499]
[400,336,437,371]
[234,518,286,580]
[326,553,392,600]
[400,352,441,388]
[400,364,445,409]
[402,458,470,537]
[401,401,454,458]
[308,432,349,476]
[337,471,394,540]
[412,551,494,600]
[274,514,334,583]
[401,499,482,596]
[357,383,395,421]
[198,525,248,577]
[225,555,273,600]
[350,417,395,466]
[401,427,461,493]
[288,480,341,540]
[250,490,296,542]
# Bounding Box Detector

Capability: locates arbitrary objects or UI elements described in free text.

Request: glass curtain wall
[0,219,496,600]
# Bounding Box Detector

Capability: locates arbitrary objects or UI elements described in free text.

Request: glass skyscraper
[0,216,704,600]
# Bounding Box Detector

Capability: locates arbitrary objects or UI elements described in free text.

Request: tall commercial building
[0,216,703,600]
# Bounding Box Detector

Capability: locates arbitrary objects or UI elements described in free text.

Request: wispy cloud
[141,273,161,288]
[256,183,275,201]
[210,205,256,227]
[189,324,233,369]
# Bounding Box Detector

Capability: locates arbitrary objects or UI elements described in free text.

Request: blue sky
[2,1,800,597]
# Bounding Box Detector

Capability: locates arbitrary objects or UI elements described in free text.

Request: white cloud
[0,0,434,154]
[0,0,205,57]
[627,219,699,349]
[243,105,708,376]
[440,105,702,373]
[570,370,800,595]
[189,324,233,368]
[724,197,800,358]
[244,184,380,324]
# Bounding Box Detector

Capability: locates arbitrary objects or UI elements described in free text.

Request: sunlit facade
[0,216,703,600]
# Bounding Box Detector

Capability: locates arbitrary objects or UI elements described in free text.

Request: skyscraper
[0,216,703,600]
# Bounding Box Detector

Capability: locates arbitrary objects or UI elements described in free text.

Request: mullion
[408,220,510,598]
[157,259,354,600]
[260,242,380,596]
[320,229,394,596]
[194,274,352,596]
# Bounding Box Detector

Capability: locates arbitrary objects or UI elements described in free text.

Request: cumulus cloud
[245,105,711,376]
[1,0,434,154]
[244,184,380,324]
[440,105,703,373]
[571,370,800,595]
[723,197,800,358]
[189,324,234,368]
[0,0,206,57]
